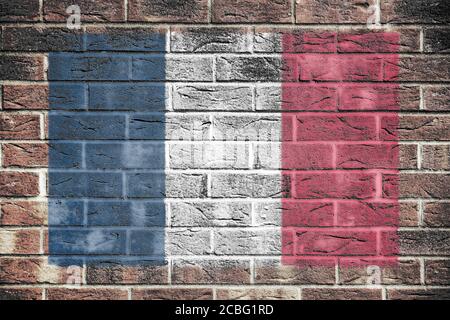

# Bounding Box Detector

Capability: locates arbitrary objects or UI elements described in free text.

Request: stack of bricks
[0,0,449,300]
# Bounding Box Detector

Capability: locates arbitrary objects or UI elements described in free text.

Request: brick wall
[0,0,449,300]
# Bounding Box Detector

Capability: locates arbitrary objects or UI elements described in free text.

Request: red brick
[216,288,297,300]
[0,55,45,80]
[387,289,450,300]
[336,143,399,169]
[213,0,292,23]
[337,28,420,53]
[422,145,450,170]
[44,0,125,22]
[282,201,334,227]
[294,172,376,199]
[86,263,168,284]
[2,85,49,110]
[0,114,40,140]
[296,115,377,141]
[338,85,420,111]
[425,259,450,285]
[128,0,208,23]
[132,288,213,300]
[296,0,376,24]
[399,202,419,227]
[2,143,48,167]
[0,201,47,226]
[399,144,418,169]
[339,258,421,285]
[303,288,382,300]
[424,202,450,227]
[0,172,40,197]
[0,229,40,254]
[46,288,128,300]
[0,0,40,22]
[337,201,399,227]
[423,86,449,111]
[255,258,335,284]
[293,230,377,255]
[0,288,42,300]
[282,143,333,169]
[297,54,385,81]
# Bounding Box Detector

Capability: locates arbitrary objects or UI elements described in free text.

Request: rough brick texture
[0,1,449,301]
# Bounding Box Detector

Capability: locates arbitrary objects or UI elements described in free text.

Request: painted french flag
[46,29,400,271]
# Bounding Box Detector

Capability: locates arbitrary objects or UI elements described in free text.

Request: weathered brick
[48,172,122,198]
[48,143,83,169]
[88,84,168,111]
[382,230,450,255]
[254,143,333,169]
[296,0,376,23]
[254,28,337,53]
[400,202,419,227]
[424,202,450,227]
[132,288,213,300]
[211,173,287,198]
[387,289,450,300]
[422,145,450,170]
[171,27,250,52]
[2,143,48,167]
[294,172,376,199]
[170,142,249,169]
[167,229,211,255]
[255,258,335,284]
[127,173,207,198]
[48,53,130,81]
[423,86,449,111]
[336,144,399,169]
[129,114,210,141]
[171,201,251,227]
[2,27,83,51]
[0,0,40,22]
[0,201,46,226]
[2,85,49,110]
[0,229,40,254]
[128,0,208,23]
[44,0,125,22]
[86,260,168,284]
[46,288,128,300]
[0,288,42,300]
[400,144,419,169]
[337,28,420,53]
[216,288,297,300]
[173,85,252,111]
[254,201,334,227]
[0,55,45,80]
[86,27,166,52]
[296,115,377,141]
[172,259,251,284]
[85,143,164,169]
[424,28,450,53]
[386,56,450,82]
[425,259,450,285]
[385,173,450,199]
[337,202,400,227]
[382,116,450,141]
[303,288,382,300]
[0,114,40,140]
[0,172,39,197]
[212,115,288,142]
[48,114,125,140]
[212,0,292,23]
[216,57,287,82]
[256,85,338,111]
[381,0,450,24]
[214,229,281,255]
[339,259,421,285]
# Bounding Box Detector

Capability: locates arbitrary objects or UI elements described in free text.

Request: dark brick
[424,28,450,52]
[297,0,376,23]
[0,288,42,300]
[216,57,286,81]
[303,288,382,300]
[422,145,450,170]
[385,56,450,82]
[382,0,450,24]
[49,143,83,169]
[423,86,449,111]
[44,0,125,22]
[384,230,450,255]
[128,0,208,23]
[2,27,83,51]
[2,85,49,110]
[0,55,45,80]
[0,0,40,22]
[424,202,450,227]
[132,288,213,300]
[212,0,292,23]
[425,260,450,285]
[388,289,450,300]
[46,288,128,300]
